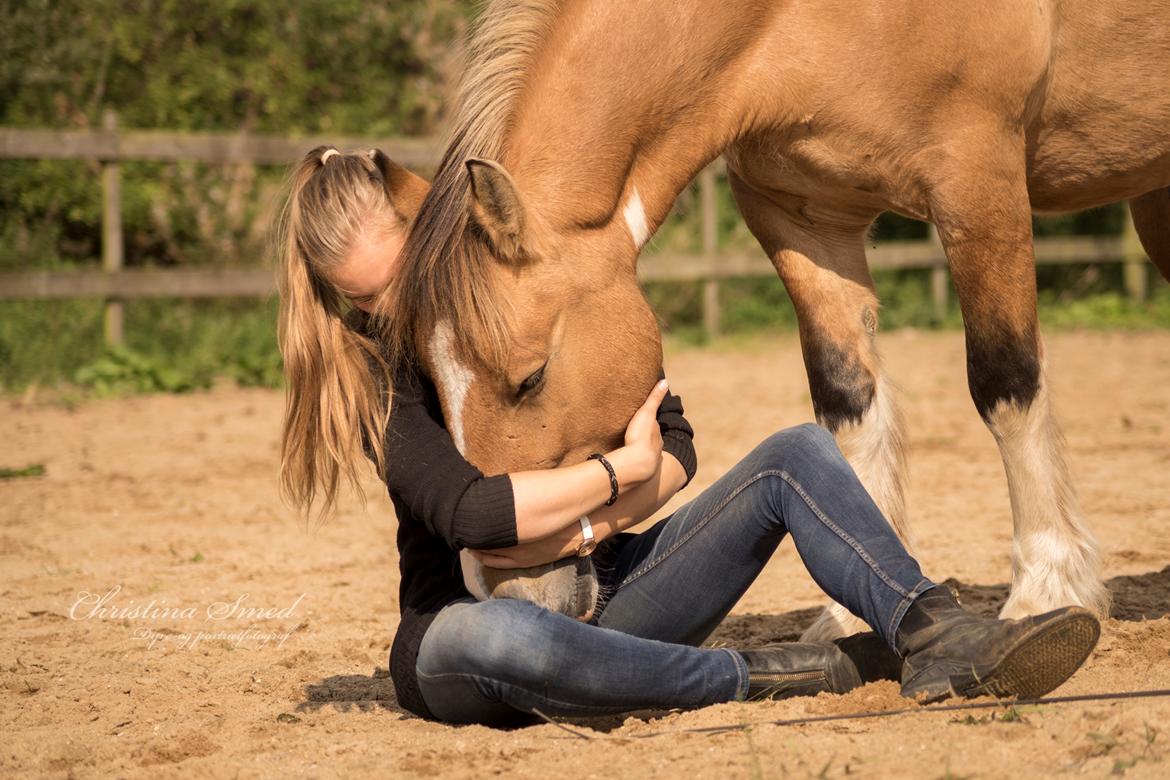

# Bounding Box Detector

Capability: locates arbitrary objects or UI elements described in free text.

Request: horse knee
[803,340,876,432]
[965,327,1040,421]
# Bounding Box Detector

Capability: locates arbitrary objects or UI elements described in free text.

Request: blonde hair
[275,145,400,523]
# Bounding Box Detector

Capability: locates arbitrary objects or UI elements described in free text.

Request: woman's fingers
[641,379,669,414]
[626,379,669,439]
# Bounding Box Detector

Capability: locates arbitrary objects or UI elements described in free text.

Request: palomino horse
[376,0,1170,637]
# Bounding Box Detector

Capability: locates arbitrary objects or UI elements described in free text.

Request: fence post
[101,109,125,346]
[1122,203,1148,303]
[928,224,948,324]
[699,165,721,340]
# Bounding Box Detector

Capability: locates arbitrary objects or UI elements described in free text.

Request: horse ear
[466,158,530,261]
[370,150,430,224]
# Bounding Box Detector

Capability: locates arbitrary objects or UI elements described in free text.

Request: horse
[376,0,1170,636]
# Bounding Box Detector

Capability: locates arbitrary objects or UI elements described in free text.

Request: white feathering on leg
[802,374,911,642]
[986,362,1108,619]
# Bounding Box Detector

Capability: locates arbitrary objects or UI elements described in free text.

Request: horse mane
[377,0,561,374]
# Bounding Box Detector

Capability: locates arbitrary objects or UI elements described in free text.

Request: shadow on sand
[297,669,405,716]
[298,565,1169,720]
[709,564,1170,649]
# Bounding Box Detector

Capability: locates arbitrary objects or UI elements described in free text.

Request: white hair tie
[320,149,340,164]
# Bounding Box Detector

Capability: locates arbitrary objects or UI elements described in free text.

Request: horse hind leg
[730,173,910,641]
[1130,187,1170,281]
[931,147,1109,620]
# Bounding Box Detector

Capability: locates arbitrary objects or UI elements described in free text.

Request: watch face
[578,539,598,557]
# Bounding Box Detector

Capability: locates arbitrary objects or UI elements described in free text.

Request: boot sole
[963,608,1100,701]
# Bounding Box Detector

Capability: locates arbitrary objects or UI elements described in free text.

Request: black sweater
[370,360,698,719]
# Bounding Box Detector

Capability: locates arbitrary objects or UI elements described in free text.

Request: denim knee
[755,423,838,470]
[417,598,558,684]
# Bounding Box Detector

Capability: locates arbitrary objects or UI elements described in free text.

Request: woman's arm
[470,451,687,569]
[470,380,699,569]
[507,379,670,542]
[381,367,669,550]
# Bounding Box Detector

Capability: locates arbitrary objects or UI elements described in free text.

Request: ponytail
[275,147,394,523]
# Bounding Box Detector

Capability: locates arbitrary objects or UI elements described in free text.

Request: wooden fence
[0,113,1154,343]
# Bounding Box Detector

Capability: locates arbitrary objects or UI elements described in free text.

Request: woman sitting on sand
[275,146,1099,726]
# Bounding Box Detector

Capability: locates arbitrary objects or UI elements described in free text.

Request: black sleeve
[656,372,698,486]
[377,366,518,551]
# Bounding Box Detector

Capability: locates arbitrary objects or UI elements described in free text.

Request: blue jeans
[416,424,936,725]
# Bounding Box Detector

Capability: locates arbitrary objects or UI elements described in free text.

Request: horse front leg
[931,152,1110,620]
[731,173,910,641]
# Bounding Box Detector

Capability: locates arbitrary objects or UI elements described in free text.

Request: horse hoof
[800,603,870,642]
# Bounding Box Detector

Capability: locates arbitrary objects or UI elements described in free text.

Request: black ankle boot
[740,642,863,701]
[895,587,1100,703]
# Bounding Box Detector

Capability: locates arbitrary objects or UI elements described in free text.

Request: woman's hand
[607,379,669,486]
[475,448,683,569]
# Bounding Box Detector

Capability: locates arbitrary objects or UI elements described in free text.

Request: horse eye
[517,363,547,397]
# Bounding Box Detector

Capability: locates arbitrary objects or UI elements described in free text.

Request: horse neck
[502,0,779,242]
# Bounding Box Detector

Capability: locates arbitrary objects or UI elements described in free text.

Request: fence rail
[0,114,1153,343]
[0,124,441,169]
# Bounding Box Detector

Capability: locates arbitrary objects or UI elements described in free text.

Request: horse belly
[1027,1,1170,211]
[726,135,927,226]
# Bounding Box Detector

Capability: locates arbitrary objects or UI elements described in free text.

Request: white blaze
[428,321,473,456]
[622,187,651,249]
[431,322,488,601]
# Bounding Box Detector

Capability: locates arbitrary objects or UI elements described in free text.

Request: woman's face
[329,222,404,313]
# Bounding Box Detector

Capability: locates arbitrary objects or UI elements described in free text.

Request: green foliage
[652,271,1169,348]
[0,297,282,393]
[74,344,210,395]
[1,0,471,271]
[0,463,47,479]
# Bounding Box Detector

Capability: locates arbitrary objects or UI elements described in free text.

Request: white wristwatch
[576,515,597,557]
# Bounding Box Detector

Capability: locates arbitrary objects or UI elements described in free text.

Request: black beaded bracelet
[588,453,619,506]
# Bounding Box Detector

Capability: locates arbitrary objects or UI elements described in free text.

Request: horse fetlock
[1003,530,1110,620]
[1001,576,1110,621]
[800,602,871,643]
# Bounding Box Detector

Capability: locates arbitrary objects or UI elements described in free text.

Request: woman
[276,146,1099,726]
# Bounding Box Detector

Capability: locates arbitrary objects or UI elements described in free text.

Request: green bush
[74,345,211,395]
[1,297,282,394]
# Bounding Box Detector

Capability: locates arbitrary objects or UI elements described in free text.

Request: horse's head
[404,157,662,474]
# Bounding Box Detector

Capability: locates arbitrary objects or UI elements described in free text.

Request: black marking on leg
[966,328,1040,420]
[803,341,876,433]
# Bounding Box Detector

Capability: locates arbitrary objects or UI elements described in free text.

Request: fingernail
[658,379,669,390]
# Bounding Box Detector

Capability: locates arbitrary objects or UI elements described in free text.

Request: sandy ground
[2,329,1168,779]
